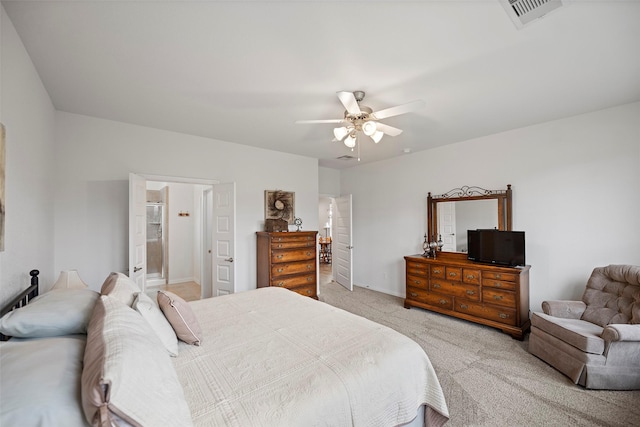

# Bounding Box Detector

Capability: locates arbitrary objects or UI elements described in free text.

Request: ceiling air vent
[500,0,564,29]
[336,155,356,161]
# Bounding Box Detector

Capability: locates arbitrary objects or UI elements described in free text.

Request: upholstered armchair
[529,264,640,390]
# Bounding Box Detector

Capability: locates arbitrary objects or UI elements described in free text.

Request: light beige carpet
[318,281,640,427]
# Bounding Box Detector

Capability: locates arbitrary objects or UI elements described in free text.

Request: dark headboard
[0,269,40,341]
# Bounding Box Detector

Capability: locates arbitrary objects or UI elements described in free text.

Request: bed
[1,270,449,427]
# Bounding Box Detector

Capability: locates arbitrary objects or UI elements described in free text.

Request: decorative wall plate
[265,190,295,223]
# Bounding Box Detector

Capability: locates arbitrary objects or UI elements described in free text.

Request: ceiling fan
[296,91,425,148]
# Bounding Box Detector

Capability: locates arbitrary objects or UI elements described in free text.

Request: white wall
[0,6,56,303]
[341,102,640,312]
[53,111,319,292]
[319,166,340,196]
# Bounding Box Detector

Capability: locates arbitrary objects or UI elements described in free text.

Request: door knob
[133,266,142,273]
[224,257,234,262]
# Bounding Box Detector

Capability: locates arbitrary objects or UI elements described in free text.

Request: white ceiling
[3,1,640,169]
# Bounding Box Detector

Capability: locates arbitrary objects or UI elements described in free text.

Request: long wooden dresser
[257,231,318,299]
[404,252,530,339]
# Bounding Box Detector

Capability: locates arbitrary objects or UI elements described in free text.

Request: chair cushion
[581,265,640,327]
[531,311,605,354]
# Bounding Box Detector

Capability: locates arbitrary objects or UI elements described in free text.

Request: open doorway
[318,196,334,287]
[145,180,212,301]
[130,173,236,301]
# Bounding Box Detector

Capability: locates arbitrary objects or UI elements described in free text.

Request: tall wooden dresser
[257,231,318,299]
[404,252,530,339]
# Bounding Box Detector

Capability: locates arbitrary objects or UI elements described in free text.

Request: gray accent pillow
[0,336,89,426]
[0,289,99,338]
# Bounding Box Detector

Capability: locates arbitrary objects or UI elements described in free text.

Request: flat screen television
[467,229,525,267]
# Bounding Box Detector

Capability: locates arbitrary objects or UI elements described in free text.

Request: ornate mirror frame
[427,185,512,253]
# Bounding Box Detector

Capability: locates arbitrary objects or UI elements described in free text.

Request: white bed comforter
[173,287,449,427]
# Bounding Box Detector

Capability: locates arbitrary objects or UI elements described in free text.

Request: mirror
[427,185,512,253]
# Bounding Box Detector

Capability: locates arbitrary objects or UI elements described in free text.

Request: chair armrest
[602,324,640,342]
[541,300,586,319]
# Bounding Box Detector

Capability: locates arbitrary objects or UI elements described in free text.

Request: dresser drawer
[406,261,428,277]
[271,234,316,244]
[483,288,516,307]
[430,265,446,279]
[289,284,316,298]
[271,248,316,263]
[429,279,478,300]
[483,271,517,282]
[462,269,481,285]
[483,278,516,291]
[407,274,428,289]
[272,273,315,288]
[445,267,462,281]
[454,300,517,326]
[272,260,315,277]
[406,287,453,310]
[271,240,315,249]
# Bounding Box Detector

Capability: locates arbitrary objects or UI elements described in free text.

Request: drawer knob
[495,274,502,279]
[466,274,476,280]
[277,244,282,248]
[499,313,509,319]
[433,283,441,289]
[449,272,457,277]
[307,277,312,282]
[434,269,441,274]
[414,279,421,285]
[494,282,502,287]
[276,282,284,287]
[306,290,311,294]
[307,265,312,270]
[277,268,284,273]
[306,252,312,256]
[410,292,418,297]
[460,304,468,309]
[466,290,475,295]
[277,255,283,259]
[439,299,447,305]
[493,295,504,300]
[276,238,282,241]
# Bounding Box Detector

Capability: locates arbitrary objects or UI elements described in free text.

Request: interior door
[437,201,456,252]
[201,188,214,299]
[129,173,147,291]
[333,194,353,291]
[212,182,235,296]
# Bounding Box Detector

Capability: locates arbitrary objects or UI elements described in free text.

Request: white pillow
[0,289,99,338]
[133,292,179,357]
[100,272,141,307]
[0,336,89,426]
[81,295,192,426]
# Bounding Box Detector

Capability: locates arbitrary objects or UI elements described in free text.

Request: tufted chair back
[580,264,640,327]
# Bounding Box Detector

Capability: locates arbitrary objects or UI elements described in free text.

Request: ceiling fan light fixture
[344,133,357,148]
[362,120,377,136]
[370,131,384,143]
[333,126,349,141]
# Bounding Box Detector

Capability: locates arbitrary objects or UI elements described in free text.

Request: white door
[129,173,147,291]
[438,201,457,252]
[212,183,235,296]
[201,188,214,299]
[333,194,353,291]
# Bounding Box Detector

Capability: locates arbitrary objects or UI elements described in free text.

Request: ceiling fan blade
[337,91,361,115]
[295,119,345,124]
[375,122,403,137]
[371,100,425,120]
